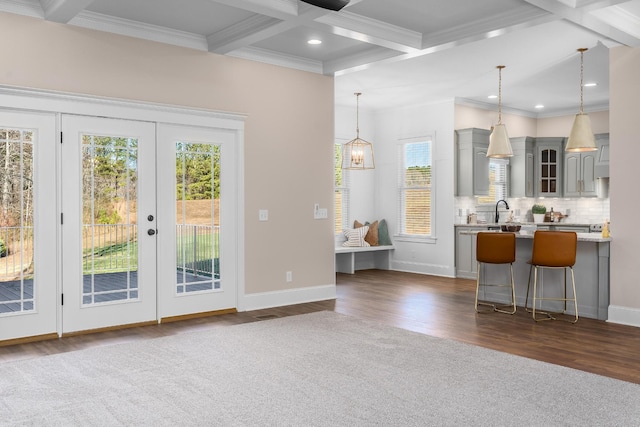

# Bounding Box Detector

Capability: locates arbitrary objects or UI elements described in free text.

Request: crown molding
[455,97,539,118]
[228,46,323,74]
[455,97,609,118]
[0,0,44,18]
[69,10,208,51]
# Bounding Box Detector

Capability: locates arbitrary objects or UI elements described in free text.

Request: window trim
[476,157,510,205]
[334,140,351,234]
[395,135,436,243]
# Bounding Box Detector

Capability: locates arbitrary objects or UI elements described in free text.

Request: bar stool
[524,230,578,323]
[475,232,516,314]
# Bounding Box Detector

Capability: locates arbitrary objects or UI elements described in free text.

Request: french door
[1,97,242,340]
[0,110,57,341]
[156,124,238,319]
[61,116,157,333]
[61,116,238,333]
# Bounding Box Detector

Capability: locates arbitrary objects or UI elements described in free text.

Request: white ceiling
[3,0,640,116]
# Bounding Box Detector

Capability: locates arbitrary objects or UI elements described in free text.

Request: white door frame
[0,85,245,338]
[157,123,239,319]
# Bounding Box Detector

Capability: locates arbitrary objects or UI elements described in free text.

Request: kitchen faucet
[495,199,509,223]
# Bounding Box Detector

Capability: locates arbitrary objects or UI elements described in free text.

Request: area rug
[1,311,639,426]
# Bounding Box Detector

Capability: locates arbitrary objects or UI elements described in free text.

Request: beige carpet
[1,311,639,426]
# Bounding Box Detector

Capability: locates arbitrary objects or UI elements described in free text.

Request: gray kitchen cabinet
[535,137,563,197]
[564,150,597,197]
[455,226,486,279]
[509,136,535,198]
[455,128,490,197]
[595,133,610,178]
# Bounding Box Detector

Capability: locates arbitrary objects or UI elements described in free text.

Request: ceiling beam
[524,0,640,46]
[330,10,559,76]
[39,0,94,23]
[207,0,299,20]
[207,4,329,54]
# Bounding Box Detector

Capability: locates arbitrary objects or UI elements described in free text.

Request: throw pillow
[377,219,392,245]
[354,220,379,246]
[342,226,370,247]
[364,220,379,246]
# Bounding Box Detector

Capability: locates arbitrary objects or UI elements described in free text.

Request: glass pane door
[61,115,157,334]
[157,124,237,319]
[81,133,139,305]
[0,110,57,341]
[175,142,221,294]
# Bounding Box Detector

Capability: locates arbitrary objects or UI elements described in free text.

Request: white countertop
[459,229,611,242]
[454,222,594,227]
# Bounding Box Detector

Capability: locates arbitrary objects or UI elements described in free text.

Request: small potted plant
[532,204,546,223]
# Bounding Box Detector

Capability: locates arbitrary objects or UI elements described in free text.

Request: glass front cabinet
[535,137,564,197]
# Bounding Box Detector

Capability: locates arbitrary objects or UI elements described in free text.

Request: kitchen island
[459,229,611,320]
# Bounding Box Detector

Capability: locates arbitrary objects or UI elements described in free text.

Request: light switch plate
[259,209,268,221]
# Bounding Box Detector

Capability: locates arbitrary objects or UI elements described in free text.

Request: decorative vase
[533,213,545,223]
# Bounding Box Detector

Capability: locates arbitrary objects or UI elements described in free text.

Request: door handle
[147,215,154,221]
[147,229,156,236]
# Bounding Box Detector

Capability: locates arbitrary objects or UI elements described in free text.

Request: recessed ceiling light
[584,82,597,87]
[488,95,498,99]
[307,39,322,45]
[535,104,545,109]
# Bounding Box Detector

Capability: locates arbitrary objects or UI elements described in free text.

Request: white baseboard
[607,305,640,328]
[391,260,456,278]
[239,284,336,312]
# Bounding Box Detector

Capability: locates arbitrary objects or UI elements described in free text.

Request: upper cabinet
[595,133,610,178]
[564,133,609,197]
[455,128,490,197]
[564,151,597,197]
[509,136,535,198]
[535,137,564,197]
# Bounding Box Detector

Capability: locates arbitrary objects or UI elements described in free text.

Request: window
[334,143,350,234]
[477,158,509,204]
[397,138,432,237]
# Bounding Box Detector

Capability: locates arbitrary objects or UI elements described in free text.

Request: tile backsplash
[455,196,610,225]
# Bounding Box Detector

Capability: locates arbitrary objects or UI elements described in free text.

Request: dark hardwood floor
[2,269,640,384]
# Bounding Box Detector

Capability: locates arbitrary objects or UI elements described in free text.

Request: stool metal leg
[475,261,516,315]
[531,265,578,323]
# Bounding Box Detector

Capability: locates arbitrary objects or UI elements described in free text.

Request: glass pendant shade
[488,124,513,158]
[342,92,375,170]
[566,113,597,152]
[487,65,513,158]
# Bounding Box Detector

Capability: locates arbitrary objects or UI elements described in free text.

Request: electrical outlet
[259,209,268,221]
[286,271,292,282]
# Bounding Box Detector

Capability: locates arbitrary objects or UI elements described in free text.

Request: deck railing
[176,224,220,278]
[0,226,34,281]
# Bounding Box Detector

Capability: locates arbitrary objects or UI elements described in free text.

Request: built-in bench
[335,245,395,274]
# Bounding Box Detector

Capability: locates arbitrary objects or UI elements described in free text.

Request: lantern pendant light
[487,65,513,158]
[342,92,375,170]
[566,48,597,152]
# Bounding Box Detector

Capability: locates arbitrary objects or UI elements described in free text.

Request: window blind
[334,143,351,233]
[477,158,509,204]
[397,139,432,236]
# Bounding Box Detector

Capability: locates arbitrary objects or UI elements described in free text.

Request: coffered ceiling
[2,0,639,115]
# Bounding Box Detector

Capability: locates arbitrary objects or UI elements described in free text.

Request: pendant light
[487,65,513,158]
[566,48,597,152]
[342,92,375,170]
